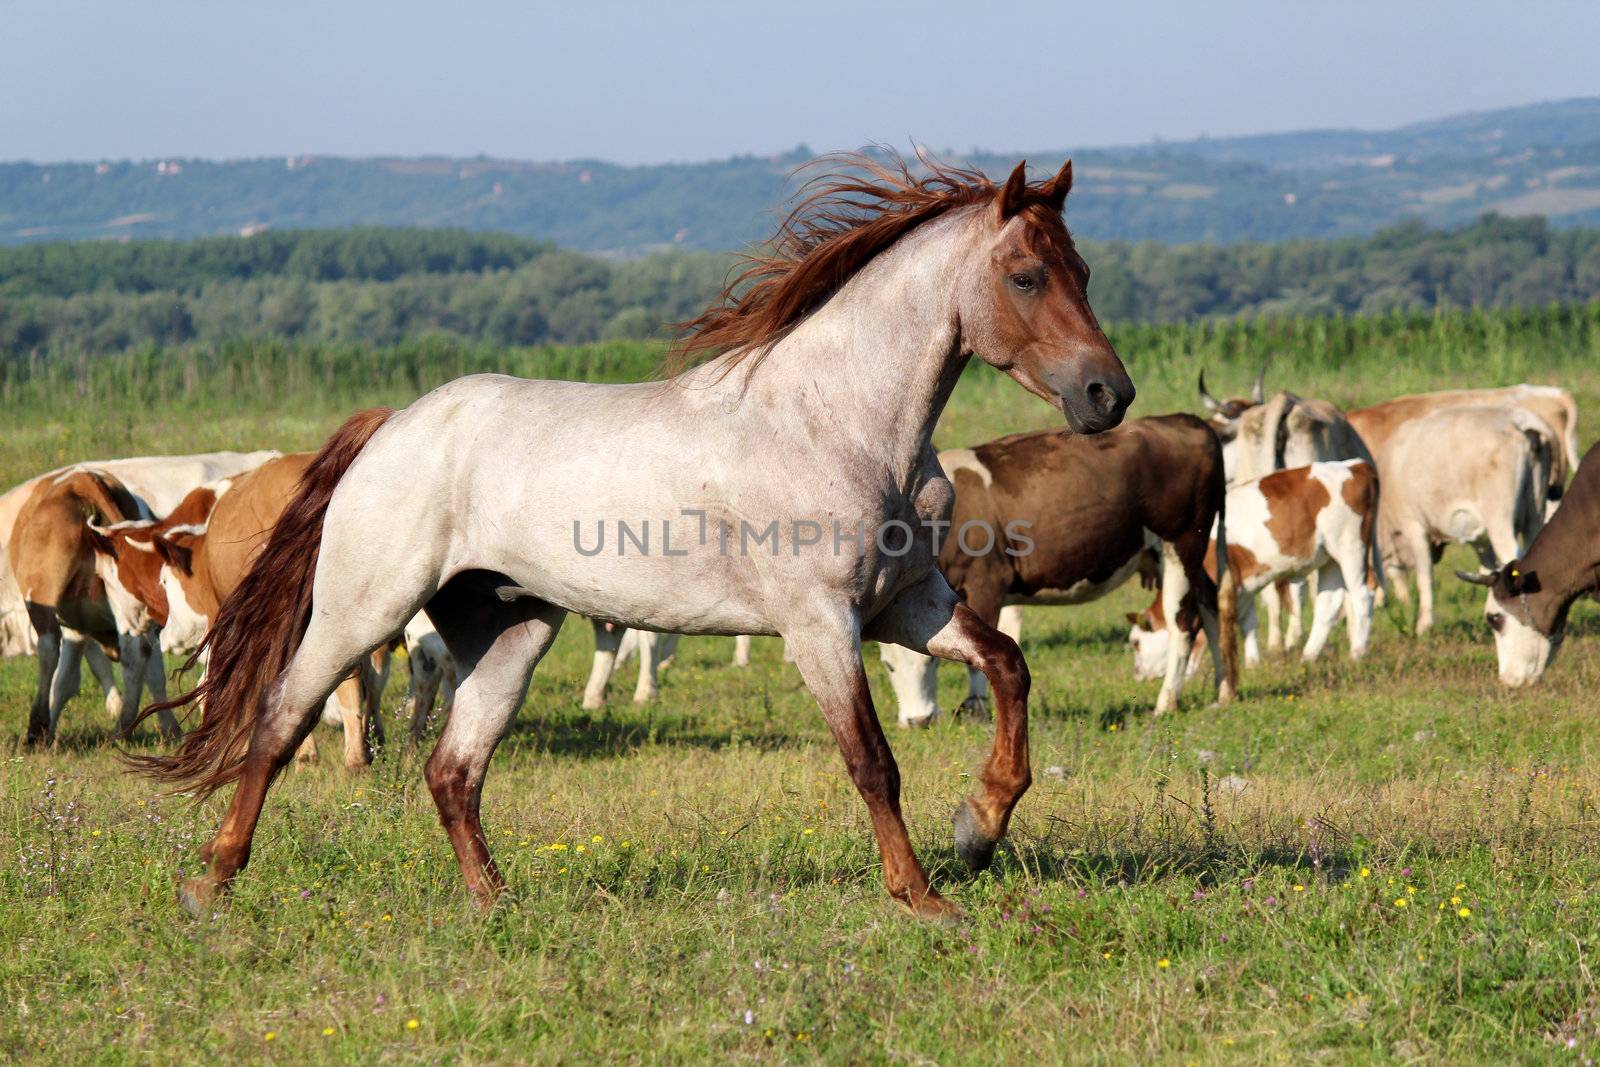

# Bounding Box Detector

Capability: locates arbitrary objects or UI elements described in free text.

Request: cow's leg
[797,602,956,919]
[1301,564,1346,662]
[114,632,153,738]
[423,584,565,910]
[332,675,371,770]
[1154,545,1192,715]
[136,634,178,739]
[24,604,64,746]
[1260,582,1284,653]
[632,631,679,704]
[46,633,84,745]
[84,641,121,723]
[1337,550,1375,660]
[868,571,1030,880]
[581,620,623,710]
[1402,526,1437,634]
[1239,592,1261,668]
[1282,579,1306,650]
[733,634,752,667]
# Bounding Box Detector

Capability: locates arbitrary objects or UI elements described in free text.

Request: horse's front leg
[867,572,1031,875]
[785,611,956,920]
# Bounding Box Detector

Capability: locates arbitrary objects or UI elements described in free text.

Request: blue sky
[5,0,1598,163]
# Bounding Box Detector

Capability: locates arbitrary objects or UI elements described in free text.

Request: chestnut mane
[666,151,1074,377]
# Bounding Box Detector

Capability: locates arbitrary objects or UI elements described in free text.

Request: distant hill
[6,98,1600,252]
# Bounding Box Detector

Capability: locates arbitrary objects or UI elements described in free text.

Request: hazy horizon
[6,1,1599,166]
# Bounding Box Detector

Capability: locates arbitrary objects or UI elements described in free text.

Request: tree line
[1,216,1598,361]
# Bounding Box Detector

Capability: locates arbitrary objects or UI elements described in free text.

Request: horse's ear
[995,160,1029,223]
[1045,159,1073,211]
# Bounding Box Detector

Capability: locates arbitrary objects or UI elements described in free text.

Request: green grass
[4,311,1600,1063]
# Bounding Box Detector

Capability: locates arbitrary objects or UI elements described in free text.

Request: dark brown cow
[1459,440,1600,686]
[879,414,1238,723]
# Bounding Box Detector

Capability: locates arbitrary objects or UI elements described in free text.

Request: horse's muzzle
[1061,370,1135,434]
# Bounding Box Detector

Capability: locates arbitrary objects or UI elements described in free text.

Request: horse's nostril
[1087,381,1114,413]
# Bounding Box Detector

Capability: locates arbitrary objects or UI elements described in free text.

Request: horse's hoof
[178,876,222,918]
[904,890,966,924]
[952,801,997,872]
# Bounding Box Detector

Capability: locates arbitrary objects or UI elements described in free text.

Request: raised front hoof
[178,875,226,918]
[897,709,941,730]
[952,801,998,872]
[954,696,991,723]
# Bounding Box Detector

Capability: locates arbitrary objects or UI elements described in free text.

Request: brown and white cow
[92,453,389,769]
[8,468,181,746]
[878,414,1238,724]
[1457,441,1600,686]
[1129,460,1380,676]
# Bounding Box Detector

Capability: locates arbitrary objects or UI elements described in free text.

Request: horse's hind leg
[180,614,407,916]
[423,573,566,909]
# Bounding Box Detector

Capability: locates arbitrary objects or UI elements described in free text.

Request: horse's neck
[729,213,975,486]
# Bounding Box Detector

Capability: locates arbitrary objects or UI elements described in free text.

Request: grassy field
[4,309,1600,1063]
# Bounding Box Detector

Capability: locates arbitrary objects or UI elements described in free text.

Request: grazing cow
[8,468,180,746]
[879,415,1237,725]
[1458,441,1600,686]
[98,453,389,769]
[1377,405,1553,633]
[1129,460,1380,676]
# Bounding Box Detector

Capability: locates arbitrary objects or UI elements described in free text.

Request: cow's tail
[1352,461,1385,595]
[1213,480,1240,701]
[123,408,395,796]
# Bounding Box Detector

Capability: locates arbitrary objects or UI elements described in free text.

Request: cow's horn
[1251,357,1272,405]
[1454,569,1495,587]
[1198,370,1223,413]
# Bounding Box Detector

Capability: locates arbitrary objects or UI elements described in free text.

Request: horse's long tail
[123,408,395,796]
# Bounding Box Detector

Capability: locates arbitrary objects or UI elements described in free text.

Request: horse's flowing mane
[666,150,1065,377]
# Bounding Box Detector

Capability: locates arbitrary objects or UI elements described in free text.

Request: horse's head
[958,161,1133,434]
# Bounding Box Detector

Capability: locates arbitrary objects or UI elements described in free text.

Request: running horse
[131,155,1134,920]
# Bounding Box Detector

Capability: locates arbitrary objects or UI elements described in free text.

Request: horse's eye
[1487,612,1505,633]
[1010,273,1037,293]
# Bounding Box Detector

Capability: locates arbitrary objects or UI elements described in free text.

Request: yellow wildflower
[1394,898,1408,908]
[1157,958,1171,969]
[406,1019,420,1031]
[1458,907,1471,918]
[1358,867,1370,878]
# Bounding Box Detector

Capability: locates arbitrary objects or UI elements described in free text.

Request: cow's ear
[1508,565,1540,596]
[1124,612,1139,625]
[85,523,115,557]
[155,533,194,575]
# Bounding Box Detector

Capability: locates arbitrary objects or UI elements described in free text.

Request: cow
[92,453,390,769]
[1128,460,1381,677]
[0,451,280,656]
[1349,385,1579,512]
[878,414,1238,725]
[1378,405,1553,633]
[1457,441,1600,687]
[8,468,174,746]
[581,626,752,709]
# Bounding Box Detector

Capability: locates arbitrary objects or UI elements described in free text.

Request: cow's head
[85,520,169,635]
[151,524,212,656]
[1125,601,1170,682]
[1457,564,1566,687]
